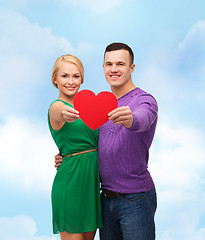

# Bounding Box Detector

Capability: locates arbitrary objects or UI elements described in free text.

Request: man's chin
[110,83,122,88]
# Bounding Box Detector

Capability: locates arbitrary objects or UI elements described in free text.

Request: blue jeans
[99,188,157,240]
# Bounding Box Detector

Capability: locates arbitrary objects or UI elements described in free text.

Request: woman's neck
[58,93,74,106]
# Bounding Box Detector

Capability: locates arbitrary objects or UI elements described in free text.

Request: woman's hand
[62,105,80,122]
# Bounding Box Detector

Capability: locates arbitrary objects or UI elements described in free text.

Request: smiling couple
[48,42,158,240]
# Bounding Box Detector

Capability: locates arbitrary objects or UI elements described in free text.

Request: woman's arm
[49,101,79,130]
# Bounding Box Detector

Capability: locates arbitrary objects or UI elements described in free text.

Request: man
[56,43,158,240]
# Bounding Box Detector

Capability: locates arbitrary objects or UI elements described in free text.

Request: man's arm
[108,95,158,131]
[129,95,158,132]
[54,153,63,170]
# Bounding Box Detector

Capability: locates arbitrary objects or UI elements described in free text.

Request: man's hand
[108,106,133,128]
[62,106,79,122]
[55,152,63,170]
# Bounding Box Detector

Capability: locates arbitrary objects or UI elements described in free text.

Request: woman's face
[54,61,82,99]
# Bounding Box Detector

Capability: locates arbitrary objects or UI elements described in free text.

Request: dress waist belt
[63,148,97,158]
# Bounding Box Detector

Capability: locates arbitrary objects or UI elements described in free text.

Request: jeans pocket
[121,192,146,202]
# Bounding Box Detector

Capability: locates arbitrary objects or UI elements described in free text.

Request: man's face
[103,49,135,88]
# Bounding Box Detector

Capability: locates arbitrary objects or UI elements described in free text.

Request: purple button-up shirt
[98,88,158,193]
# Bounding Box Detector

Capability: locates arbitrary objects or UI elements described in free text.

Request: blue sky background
[0,0,205,239]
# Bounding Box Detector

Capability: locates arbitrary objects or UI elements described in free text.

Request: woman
[48,54,102,240]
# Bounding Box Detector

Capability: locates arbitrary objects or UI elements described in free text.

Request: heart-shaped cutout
[74,90,118,130]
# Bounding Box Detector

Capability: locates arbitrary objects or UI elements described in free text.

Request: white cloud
[150,124,205,192]
[178,20,205,52]
[149,123,205,240]
[54,0,132,14]
[0,8,108,118]
[194,228,205,240]
[0,215,58,240]
[133,21,205,240]
[136,20,205,127]
[0,116,58,192]
[175,20,205,84]
[136,52,177,103]
[0,9,72,67]
[0,9,73,117]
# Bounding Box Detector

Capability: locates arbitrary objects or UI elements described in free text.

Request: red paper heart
[74,90,118,130]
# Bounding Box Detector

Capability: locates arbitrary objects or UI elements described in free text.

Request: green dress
[48,100,102,234]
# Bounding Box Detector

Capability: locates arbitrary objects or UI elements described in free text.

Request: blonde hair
[52,54,84,88]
